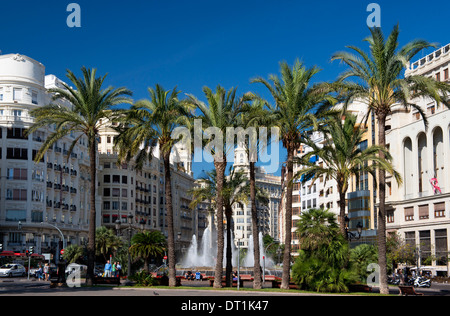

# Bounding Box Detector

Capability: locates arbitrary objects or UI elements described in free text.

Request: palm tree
[114,84,193,287]
[129,231,166,273]
[295,113,402,237]
[251,60,335,289]
[238,98,276,289]
[28,67,132,285]
[62,244,85,264]
[331,25,450,293]
[293,208,356,293]
[95,226,124,262]
[186,85,251,288]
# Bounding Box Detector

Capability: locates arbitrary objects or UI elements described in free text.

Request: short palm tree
[251,60,335,289]
[114,84,193,287]
[186,85,251,288]
[331,24,450,293]
[295,113,402,237]
[95,226,123,262]
[28,67,132,285]
[129,231,166,273]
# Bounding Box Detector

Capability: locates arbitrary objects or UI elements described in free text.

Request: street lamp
[115,213,134,278]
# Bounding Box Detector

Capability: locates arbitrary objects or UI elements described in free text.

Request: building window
[444,68,449,81]
[32,91,38,104]
[387,210,394,223]
[434,202,445,218]
[13,88,22,101]
[419,230,432,265]
[6,210,26,222]
[404,207,414,221]
[7,168,27,180]
[435,229,448,265]
[418,205,429,219]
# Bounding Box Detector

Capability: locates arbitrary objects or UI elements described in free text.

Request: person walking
[43,263,50,281]
[104,260,112,277]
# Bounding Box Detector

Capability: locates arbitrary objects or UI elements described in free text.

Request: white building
[0,54,93,255]
[232,143,282,248]
[385,44,450,276]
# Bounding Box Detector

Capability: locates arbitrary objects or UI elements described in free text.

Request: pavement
[2,276,450,296]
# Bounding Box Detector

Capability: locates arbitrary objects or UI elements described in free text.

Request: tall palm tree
[114,84,193,287]
[238,98,276,289]
[28,67,132,285]
[331,25,450,293]
[186,85,252,288]
[251,60,335,289]
[129,231,166,273]
[295,113,402,237]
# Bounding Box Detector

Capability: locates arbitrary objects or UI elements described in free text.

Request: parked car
[0,263,26,277]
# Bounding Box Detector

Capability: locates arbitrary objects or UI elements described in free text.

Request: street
[1,277,450,296]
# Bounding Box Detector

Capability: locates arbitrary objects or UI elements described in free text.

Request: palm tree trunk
[250,161,262,289]
[86,140,97,286]
[225,205,233,287]
[376,114,389,294]
[338,188,347,238]
[281,145,294,289]
[213,158,226,288]
[163,149,177,287]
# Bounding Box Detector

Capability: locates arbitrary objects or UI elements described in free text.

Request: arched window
[432,127,444,183]
[403,137,413,196]
[417,133,427,193]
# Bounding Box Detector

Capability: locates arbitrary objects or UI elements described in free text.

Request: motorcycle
[387,275,400,285]
[413,276,431,288]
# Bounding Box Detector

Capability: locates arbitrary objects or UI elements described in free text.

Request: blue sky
[1,0,449,178]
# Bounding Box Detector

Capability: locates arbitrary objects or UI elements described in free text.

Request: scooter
[414,276,431,288]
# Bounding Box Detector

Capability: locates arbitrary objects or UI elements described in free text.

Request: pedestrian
[43,263,50,281]
[116,262,122,278]
[104,260,112,277]
[37,264,43,281]
[112,262,117,278]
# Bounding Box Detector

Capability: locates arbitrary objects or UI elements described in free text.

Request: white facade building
[0,54,94,255]
[232,143,282,248]
[385,44,450,276]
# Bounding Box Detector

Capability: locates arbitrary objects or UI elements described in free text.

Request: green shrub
[129,270,158,286]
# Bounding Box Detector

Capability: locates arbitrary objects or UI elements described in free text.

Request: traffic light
[29,246,34,255]
[0,244,3,253]
[25,250,29,257]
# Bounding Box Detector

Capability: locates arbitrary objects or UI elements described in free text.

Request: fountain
[179,221,274,269]
[243,232,275,268]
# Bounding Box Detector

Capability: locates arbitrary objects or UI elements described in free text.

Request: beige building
[97,123,197,252]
